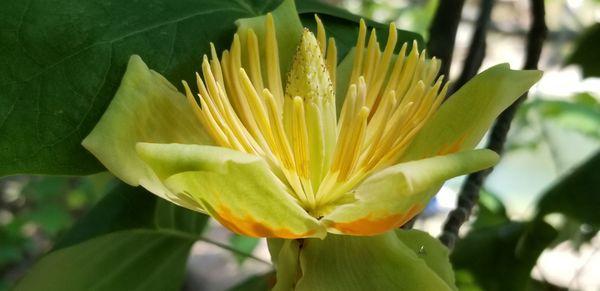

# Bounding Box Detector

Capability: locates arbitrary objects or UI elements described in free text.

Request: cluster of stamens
[182,14,448,217]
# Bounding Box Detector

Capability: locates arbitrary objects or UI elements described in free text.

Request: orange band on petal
[436,133,468,156]
[212,204,316,239]
[330,204,422,236]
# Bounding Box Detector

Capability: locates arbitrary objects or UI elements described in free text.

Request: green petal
[82,56,210,211]
[323,149,499,235]
[136,143,326,239]
[268,239,302,291]
[235,0,303,81]
[403,64,542,161]
[271,230,456,291]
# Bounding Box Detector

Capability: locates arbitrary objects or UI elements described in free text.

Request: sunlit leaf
[230,234,261,264]
[452,220,557,291]
[536,151,600,226]
[566,23,600,78]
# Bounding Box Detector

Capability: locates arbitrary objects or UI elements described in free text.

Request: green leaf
[154,198,209,234]
[22,182,211,290]
[536,150,600,226]
[566,23,600,78]
[452,220,557,291]
[54,182,157,249]
[471,190,510,229]
[56,181,209,249]
[271,231,456,291]
[529,97,600,138]
[0,0,278,177]
[227,272,276,291]
[229,234,261,264]
[28,204,72,235]
[15,230,195,291]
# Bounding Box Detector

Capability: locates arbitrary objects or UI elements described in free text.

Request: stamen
[209,43,224,86]
[183,81,228,147]
[363,28,379,85]
[315,15,326,55]
[265,14,284,109]
[349,19,367,86]
[185,17,447,216]
[292,96,316,206]
[326,37,337,91]
[246,29,264,91]
[366,23,397,108]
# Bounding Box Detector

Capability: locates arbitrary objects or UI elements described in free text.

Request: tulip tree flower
[83,0,541,289]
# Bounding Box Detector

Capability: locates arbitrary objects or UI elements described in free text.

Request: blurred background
[1,0,598,290]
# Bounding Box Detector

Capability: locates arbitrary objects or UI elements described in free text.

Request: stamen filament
[185,17,448,216]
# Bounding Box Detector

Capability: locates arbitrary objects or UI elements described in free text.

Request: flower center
[182,15,448,217]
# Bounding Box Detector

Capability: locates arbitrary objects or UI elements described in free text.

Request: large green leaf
[566,23,600,78]
[15,230,195,291]
[56,181,209,249]
[227,272,276,291]
[54,182,157,249]
[536,150,600,226]
[0,0,424,177]
[19,181,211,290]
[451,220,557,291]
[0,0,280,177]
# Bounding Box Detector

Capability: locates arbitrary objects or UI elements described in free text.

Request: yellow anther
[315,14,326,55]
[246,29,264,91]
[350,19,367,86]
[326,37,337,91]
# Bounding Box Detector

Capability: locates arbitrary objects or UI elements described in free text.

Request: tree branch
[452,0,496,94]
[439,0,547,250]
[427,0,466,80]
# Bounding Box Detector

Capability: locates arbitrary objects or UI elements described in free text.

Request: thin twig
[452,0,496,94]
[427,0,466,80]
[439,0,547,250]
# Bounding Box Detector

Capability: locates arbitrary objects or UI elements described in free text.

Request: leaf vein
[0,6,245,88]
